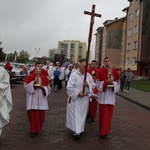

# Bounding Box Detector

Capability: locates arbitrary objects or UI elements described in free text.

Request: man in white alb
[66,59,95,140]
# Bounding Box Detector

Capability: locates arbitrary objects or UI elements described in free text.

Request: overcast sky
[0,0,129,59]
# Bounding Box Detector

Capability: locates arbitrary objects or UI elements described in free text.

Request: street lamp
[35,48,40,57]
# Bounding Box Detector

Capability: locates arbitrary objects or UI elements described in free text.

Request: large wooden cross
[83,4,101,93]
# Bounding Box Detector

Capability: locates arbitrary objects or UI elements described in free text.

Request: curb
[117,93,150,111]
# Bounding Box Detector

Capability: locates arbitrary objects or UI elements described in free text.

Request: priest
[66,59,95,140]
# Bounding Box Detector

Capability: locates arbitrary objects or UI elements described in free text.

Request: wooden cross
[83,4,101,93]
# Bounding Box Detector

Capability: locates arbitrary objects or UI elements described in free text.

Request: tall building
[58,40,86,63]
[95,0,150,78]
[123,0,150,77]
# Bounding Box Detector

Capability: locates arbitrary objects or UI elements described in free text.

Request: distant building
[48,48,58,60]
[58,40,86,63]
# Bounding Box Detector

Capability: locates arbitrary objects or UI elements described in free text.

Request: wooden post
[83,4,101,93]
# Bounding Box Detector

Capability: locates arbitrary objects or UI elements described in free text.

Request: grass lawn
[131,80,150,92]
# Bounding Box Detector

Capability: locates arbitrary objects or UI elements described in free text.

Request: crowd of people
[0,57,134,141]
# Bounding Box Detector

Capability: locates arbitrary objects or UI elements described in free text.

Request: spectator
[5,61,13,71]
[120,68,126,92]
[124,68,133,93]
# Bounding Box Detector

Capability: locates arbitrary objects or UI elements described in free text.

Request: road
[0,81,150,150]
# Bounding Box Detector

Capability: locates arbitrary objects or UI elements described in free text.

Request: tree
[7,53,15,62]
[17,50,30,63]
[0,47,6,62]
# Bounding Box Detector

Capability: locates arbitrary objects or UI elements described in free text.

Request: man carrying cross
[66,59,95,140]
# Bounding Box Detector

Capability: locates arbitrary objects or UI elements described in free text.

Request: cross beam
[83,4,101,93]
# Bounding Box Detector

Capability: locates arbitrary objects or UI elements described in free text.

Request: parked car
[0,63,16,84]
[0,62,26,82]
[11,62,26,71]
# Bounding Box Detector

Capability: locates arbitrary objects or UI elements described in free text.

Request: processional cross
[83,4,101,93]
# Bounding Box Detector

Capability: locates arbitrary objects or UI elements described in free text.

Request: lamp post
[35,48,40,57]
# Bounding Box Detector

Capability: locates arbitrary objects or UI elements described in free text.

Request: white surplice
[66,69,95,134]
[24,79,51,110]
[96,80,120,105]
[0,67,13,136]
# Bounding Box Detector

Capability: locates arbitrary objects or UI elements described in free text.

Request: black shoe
[30,132,36,137]
[73,133,80,140]
[100,135,107,139]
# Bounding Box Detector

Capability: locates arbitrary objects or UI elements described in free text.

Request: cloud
[0,0,129,59]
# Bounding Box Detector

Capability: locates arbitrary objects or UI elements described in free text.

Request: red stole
[98,68,120,92]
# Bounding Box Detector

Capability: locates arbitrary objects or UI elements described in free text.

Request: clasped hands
[34,78,44,89]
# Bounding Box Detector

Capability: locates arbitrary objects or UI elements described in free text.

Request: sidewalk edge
[117,93,150,111]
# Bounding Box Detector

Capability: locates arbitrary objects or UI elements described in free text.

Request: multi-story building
[96,18,125,68]
[123,0,150,77]
[95,27,103,66]
[58,40,86,63]
[95,0,150,78]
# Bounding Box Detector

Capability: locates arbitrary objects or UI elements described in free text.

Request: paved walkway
[117,88,150,110]
[0,82,150,150]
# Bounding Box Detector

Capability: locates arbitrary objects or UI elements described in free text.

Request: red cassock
[87,86,99,120]
[87,68,100,120]
[24,73,49,133]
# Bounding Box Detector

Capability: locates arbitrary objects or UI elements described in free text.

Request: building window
[134,25,138,33]
[128,28,132,36]
[127,43,131,50]
[133,41,138,49]
[135,8,139,17]
[126,57,130,65]
[129,13,132,21]
[132,57,137,65]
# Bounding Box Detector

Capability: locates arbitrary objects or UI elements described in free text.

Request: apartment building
[95,0,150,78]
[58,40,86,63]
[97,18,125,68]
[123,0,150,77]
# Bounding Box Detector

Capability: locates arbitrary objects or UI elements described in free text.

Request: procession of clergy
[0,57,120,140]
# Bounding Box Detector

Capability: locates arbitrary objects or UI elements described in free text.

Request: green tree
[7,53,15,62]
[17,50,30,63]
[0,47,6,62]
